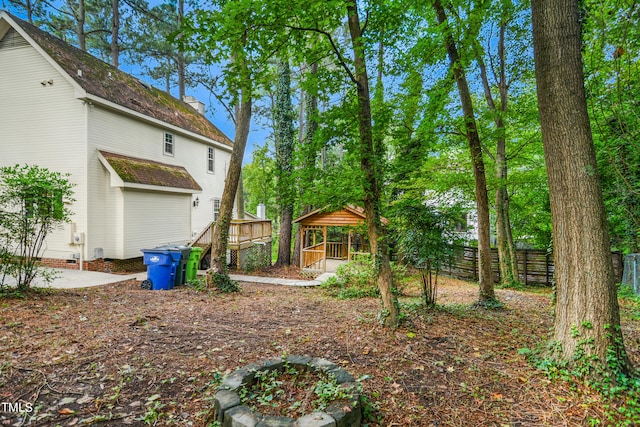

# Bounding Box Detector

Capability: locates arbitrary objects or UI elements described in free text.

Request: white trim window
[213,198,221,222]
[207,147,215,173]
[164,132,174,156]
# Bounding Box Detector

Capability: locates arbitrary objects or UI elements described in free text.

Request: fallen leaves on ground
[0,275,638,426]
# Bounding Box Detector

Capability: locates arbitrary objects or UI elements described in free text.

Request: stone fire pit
[209,355,362,427]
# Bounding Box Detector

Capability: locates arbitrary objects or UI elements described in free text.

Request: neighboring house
[423,189,480,244]
[0,11,234,270]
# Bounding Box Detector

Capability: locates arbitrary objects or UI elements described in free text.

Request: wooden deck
[189,219,272,262]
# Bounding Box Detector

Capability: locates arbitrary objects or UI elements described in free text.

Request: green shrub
[243,244,270,272]
[321,256,405,299]
[206,271,241,293]
[0,164,74,291]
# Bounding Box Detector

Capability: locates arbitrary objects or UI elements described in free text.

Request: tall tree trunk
[346,0,399,327]
[111,0,120,68]
[531,0,631,373]
[292,88,305,269]
[434,0,495,302]
[26,0,34,23]
[275,57,295,266]
[292,62,318,268]
[208,55,252,280]
[75,0,86,51]
[177,0,185,100]
[476,20,519,286]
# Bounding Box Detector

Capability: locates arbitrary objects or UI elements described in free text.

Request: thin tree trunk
[76,0,86,51]
[177,0,185,100]
[111,0,120,68]
[208,54,252,280]
[26,0,34,23]
[531,0,631,372]
[347,0,399,326]
[292,86,305,269]
[293,61,318,268]
[434,0,495,302]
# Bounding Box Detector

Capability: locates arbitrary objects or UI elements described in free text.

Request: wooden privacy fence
[445,246,623,286]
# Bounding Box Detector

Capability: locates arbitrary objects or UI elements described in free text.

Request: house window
[164,132,174,156]
[207,147,215,173]
[213,198,221,222]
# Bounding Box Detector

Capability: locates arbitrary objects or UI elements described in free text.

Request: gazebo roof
[293,205,387,226]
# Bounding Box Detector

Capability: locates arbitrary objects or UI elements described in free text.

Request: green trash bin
[186,247,203,282]
[155,245,191,287]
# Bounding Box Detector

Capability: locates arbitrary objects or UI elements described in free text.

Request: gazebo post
[323,225,327,272]
[348,230,352,262]
[299,225,304,269]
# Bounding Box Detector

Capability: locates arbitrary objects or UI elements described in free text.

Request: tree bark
[177,0,185,100]
[433,0,495,302]
[208,60,252,279]
[76,0,86,51]
[476,21,519,286]
[111,0,120,68]
[275,57,295,266]
[346,0,399,326]
[236,173,245,219]
[293,61,318,268]
[531,0,631,372]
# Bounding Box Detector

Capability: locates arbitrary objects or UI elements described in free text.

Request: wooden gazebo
[293,205,374,272]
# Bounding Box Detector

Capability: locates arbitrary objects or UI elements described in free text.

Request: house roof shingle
[3,11,233,147]
[99,150,202,191]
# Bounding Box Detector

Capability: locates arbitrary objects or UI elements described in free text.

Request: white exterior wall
[1,21,232,263]
[123,190,190,258]
[0,33,88,260]
[86,104,232,260]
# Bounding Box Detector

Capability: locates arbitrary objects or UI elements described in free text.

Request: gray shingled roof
[4,11,233,147]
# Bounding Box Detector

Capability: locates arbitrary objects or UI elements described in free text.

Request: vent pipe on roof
[183,96,205,115]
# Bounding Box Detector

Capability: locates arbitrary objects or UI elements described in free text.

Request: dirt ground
[1,271,639,426]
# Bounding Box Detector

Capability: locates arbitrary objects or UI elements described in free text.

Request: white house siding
[86,105,231,259]
[90,164,124,258]
[122,189,191,258]
[187,138,232,235]
[0,30,88,260]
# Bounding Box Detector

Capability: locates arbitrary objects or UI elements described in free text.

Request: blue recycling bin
[155,245,191,287]
[141,249,177,290]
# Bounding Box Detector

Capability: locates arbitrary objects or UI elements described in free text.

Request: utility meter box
[72,232,85,245]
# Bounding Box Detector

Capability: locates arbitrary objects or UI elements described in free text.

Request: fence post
[546,252,550,286]
[523,249,528,286]
[473,247,478,282]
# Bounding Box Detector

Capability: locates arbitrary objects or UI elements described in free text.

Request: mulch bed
[1,274,638,426]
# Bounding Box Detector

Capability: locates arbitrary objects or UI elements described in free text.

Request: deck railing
[190,219,272,250]
[228,219,272,245]
[191,220,214,249]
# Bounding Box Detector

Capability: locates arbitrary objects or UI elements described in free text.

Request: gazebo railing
[326,242,347,259]
[302,243,325,269]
